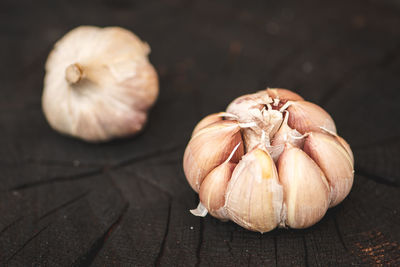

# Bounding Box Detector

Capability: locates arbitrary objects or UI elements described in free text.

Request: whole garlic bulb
[184,88,354,233]
[42,26,159,142]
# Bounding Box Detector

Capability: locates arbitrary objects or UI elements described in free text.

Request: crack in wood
[111,144,183,170]
[73,203,129,267]
[224,229,234,256]
[154,201,172,266]
[19,158,102,168]
[9,169,103,191]
[8,145,183,192]
[5,224,50,264]
[2,144,182,168]
[108,173,131,206]
[133,172,174,199]
[0,216,23,237]
[36,190,91,222]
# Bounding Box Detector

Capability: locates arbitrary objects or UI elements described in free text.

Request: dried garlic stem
[65,63,83,84]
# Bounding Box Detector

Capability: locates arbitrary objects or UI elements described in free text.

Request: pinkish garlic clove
[183,120,244,192]
[303,132,354,207]
[286,101,336,134]
[192,112,238,137]
[277,143,330,228]
[225,147,283,233]
[198,143,240,220]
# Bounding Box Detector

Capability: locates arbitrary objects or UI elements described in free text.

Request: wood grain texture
[1,0,399,266]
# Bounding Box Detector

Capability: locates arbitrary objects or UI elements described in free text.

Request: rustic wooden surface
[1,0,400,266]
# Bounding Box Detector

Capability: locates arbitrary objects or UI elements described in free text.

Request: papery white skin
[184,88,355,233]
[42,26,159,142]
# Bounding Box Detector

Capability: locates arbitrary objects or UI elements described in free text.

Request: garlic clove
[191,119,238,139]
[277,144,330,228]
[225,148,283,233]
[286,101,336,134]
[266,88,304,102]
[303,132,354,207]
[192,112,237,137]
[192,113,224,136]
[42,26,158,142]
[183,121,244,192]
[199,161,237,220]
[319,127,355,165]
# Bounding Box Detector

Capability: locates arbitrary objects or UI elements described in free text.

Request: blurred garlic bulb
[42,26,159,142]
[184,88,354,233]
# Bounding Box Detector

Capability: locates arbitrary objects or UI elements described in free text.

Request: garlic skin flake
[42,26,159,142]
[183,88,355,233]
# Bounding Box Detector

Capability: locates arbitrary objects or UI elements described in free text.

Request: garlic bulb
[184,88,354,233]
[42,26,159,142]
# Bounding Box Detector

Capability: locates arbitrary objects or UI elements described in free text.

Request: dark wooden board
[1,0,400,266]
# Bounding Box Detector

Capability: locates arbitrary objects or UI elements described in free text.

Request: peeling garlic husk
[183,88,355,233]
[42,26,159,142]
